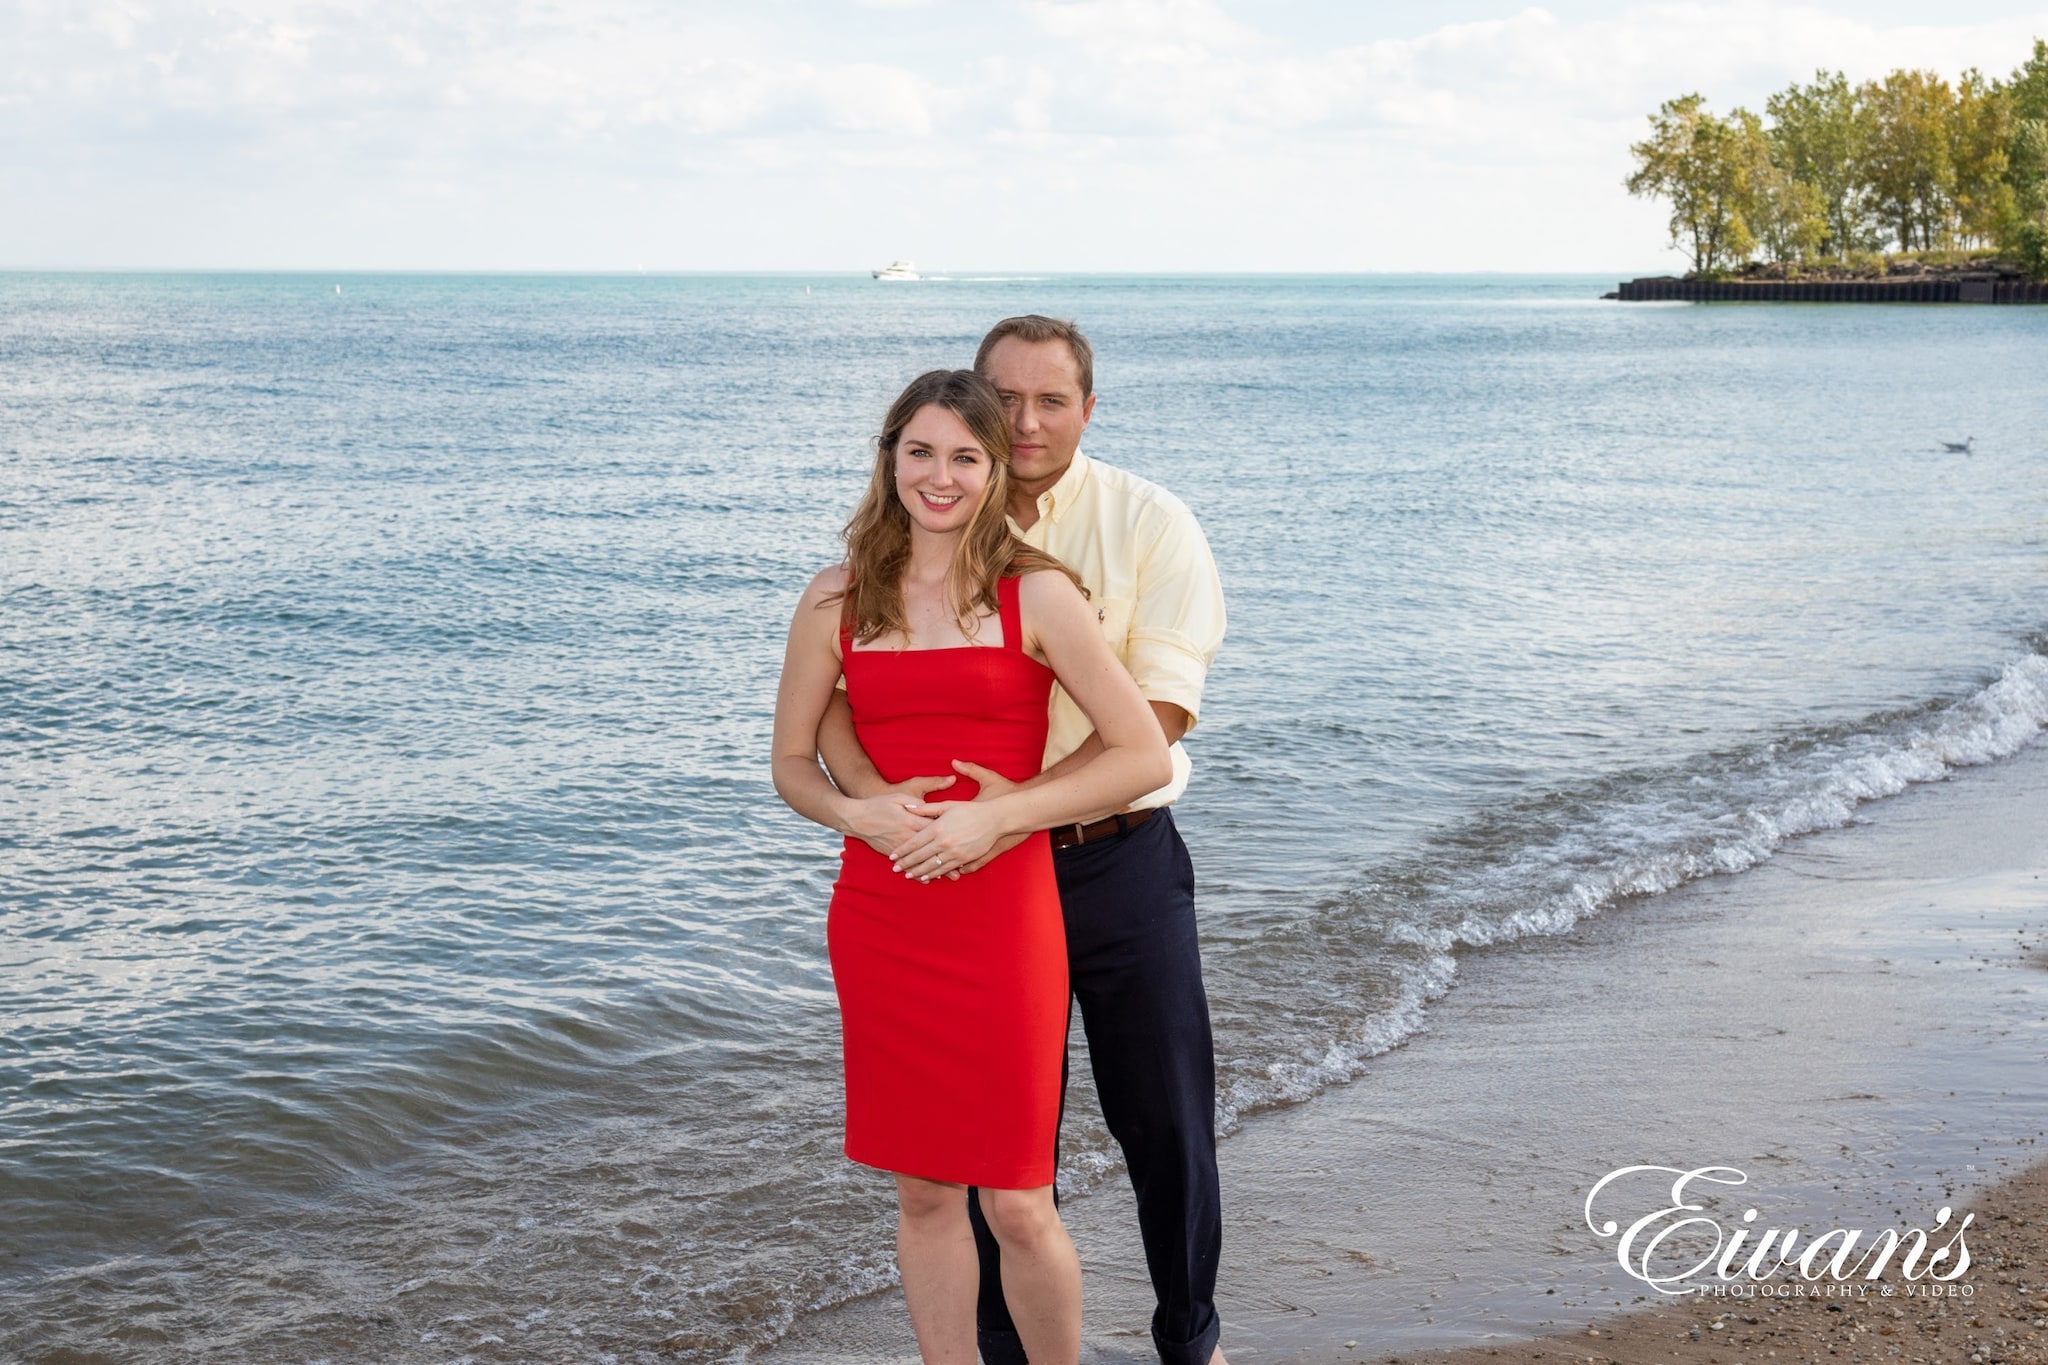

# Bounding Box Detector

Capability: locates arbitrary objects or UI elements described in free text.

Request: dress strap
[838,582,855,657]
[997,573,1024,653]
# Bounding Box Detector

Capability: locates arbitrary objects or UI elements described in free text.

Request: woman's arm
[887,570,1170,879]
[771,568,943,853]
[817,689,958,814]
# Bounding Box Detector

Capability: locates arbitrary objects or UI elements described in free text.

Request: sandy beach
[1398,1152,2048,1365]
[764,736,2048,1362]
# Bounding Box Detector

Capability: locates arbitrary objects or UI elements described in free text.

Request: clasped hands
[843,760,1031,882]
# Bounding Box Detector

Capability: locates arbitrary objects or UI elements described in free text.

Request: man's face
[983,337,1096,490]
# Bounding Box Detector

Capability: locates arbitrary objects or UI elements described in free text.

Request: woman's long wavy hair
[834,369,1084,644]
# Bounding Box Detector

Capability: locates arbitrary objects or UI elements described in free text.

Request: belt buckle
[1070,821,1087,846]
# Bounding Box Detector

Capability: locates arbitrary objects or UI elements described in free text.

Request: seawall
[1612,275,2048,302]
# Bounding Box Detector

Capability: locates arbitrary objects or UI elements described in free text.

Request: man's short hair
[974,315,1095,398]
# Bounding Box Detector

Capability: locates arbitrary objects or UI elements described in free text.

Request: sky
[4,1,2047,272]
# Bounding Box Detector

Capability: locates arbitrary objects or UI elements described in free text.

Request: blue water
[3,273,2045,1362]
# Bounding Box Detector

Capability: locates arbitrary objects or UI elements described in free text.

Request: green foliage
[2005,45,2048,279]
[2014,118,2048,207]
[1629,38,2048,278]
[1859,69,1957,252]
[1950,70,2014,246]
[1765,71,1876,255]
[2010,39,2048,122]
[1737,109,1828,263]
[2014,221,2048,279]
[1626,94,1755,273]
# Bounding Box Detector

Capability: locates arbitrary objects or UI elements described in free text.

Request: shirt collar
[1028,449,1091,527]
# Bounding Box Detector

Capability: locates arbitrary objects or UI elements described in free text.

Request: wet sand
[761,737,2048,1363]
[1395,1154,2048,1365]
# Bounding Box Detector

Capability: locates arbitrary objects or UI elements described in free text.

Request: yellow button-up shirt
[1010,451,1226,809]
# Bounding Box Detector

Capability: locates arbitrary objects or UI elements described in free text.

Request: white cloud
[1026,0,1264,52]
[3,1,2046,269]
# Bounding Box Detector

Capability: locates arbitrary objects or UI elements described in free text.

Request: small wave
[1431,644,2048,946]
[1189,641,2048,1145]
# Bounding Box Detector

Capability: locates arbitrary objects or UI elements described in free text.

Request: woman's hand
[888,796,1009,883]
[945,760,1030,877]
[842,776,955,857]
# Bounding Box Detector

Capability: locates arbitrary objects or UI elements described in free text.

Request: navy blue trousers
[968,807,1222,1365]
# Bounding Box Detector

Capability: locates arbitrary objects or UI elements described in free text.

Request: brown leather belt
[1049,807,1158,850]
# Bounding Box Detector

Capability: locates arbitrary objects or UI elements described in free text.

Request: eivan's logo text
[1584,1165,1972,1295]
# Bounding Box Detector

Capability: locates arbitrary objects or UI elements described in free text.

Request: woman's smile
[895,402,993,531]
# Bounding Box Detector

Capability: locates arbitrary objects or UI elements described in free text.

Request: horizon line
[0,265,1669,279]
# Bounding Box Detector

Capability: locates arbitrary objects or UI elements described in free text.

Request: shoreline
[763,735,2048,1362]
[1609,276,2048,302]
[1389,1154,2048,1365]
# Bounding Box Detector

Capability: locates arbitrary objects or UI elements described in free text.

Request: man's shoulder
[1077,454,1200,529]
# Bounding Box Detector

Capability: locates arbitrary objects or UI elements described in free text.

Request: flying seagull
[1941,436,1975,453]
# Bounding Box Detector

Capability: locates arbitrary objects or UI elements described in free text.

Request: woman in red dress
[772,370,1169,1365]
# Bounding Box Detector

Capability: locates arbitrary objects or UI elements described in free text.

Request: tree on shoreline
[1951,70,2015,247]
[2008,41,2048,275]
[1765,71,1876,257]
[1626,39,2048,278]
[1625,95,1755,274]
[1738,109,1828,264]
[1860,69,1956,252]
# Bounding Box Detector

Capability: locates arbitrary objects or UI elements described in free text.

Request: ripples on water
[3,273,2045,1360]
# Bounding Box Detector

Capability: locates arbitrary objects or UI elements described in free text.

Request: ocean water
[2,272,2045,1363]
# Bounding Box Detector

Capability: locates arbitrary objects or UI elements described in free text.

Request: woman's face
[894,403,994,535]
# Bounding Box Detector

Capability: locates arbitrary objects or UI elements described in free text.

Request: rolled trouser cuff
[1154,1307,1221,1365]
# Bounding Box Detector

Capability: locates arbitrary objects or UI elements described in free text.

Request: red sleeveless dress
[829,573,1066,1189]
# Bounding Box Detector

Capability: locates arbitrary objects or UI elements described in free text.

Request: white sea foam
[1192,648,2048,1142]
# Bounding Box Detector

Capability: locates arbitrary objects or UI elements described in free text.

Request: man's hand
[904,698,1190,880]
[842,774,955,857]
[947,760,1029,876]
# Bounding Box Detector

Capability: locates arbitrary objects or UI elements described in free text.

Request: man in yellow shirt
[817,316,1229,1365]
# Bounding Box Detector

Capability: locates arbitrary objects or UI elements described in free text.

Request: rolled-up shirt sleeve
[1127,500,1226,729]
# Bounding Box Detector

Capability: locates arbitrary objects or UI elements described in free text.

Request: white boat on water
[872,259,921,281]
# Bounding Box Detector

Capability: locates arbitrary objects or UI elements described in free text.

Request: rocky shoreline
[1606,258,2048,301]
[1724,255,2037,284]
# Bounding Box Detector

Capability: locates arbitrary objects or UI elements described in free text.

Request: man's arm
[974,494,1218,808]
[816,688,957,855]
[948,700,1187,875]
[817,690,886,799]
[1014,700,1188,790]
[1119,495,1225,735]
[953,486,1223,873]
[888,569,1171,880]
